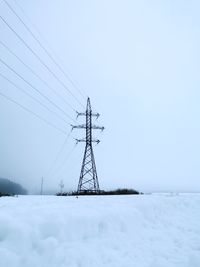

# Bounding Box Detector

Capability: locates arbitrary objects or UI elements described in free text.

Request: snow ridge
[0,194,200,267]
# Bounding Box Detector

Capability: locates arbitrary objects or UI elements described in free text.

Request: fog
[0,0,200,193]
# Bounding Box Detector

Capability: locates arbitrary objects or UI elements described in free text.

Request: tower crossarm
[91,125,105,131]
[71,124,104,131]
[71,124,86,130]
[75,138,100,144]
[76,111,100,118]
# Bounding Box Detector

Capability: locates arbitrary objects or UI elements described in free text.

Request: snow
[0,194,200,267]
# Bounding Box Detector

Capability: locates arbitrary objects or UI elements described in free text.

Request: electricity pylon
[72,97,104,194]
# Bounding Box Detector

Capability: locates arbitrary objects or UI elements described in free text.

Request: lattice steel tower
[72,98,104,194]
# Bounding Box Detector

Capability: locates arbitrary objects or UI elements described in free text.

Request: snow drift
[0,194,199,267]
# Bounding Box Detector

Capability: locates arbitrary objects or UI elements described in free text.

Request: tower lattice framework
[72,98,104,194]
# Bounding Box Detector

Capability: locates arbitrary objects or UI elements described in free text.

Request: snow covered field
[0,194,199,267]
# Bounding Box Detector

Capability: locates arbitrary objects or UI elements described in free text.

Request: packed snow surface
[0,194,200,267]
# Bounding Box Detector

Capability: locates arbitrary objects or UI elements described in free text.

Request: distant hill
[0,177,27,195]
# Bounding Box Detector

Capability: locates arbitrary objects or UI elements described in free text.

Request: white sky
[0,0,200,193]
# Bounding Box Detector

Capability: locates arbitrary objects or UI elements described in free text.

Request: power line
[0,57,75,123]
[54,143,82,184]
[0,71,70,125]
[8,0,88,100]
[53,143,77,179]
[45,130,72,177]
[0,90,67,134]
[0,40,77,113]
[0,13,85,108]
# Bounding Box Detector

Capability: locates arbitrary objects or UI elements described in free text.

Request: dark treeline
[56,188,141,196]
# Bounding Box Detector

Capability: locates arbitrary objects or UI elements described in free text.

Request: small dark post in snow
[59,180,64,194]
[40,177,44,195]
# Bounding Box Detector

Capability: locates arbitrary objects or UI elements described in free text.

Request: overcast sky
[0,0,200,193]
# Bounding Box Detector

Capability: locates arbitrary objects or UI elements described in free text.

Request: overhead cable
[0,90,67,134]
[0,13,85,108]
[5,0,88,101]
[0,40,76,113]
[45,130,72,177]
[0,71,71,125]
[0,57,75,123]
